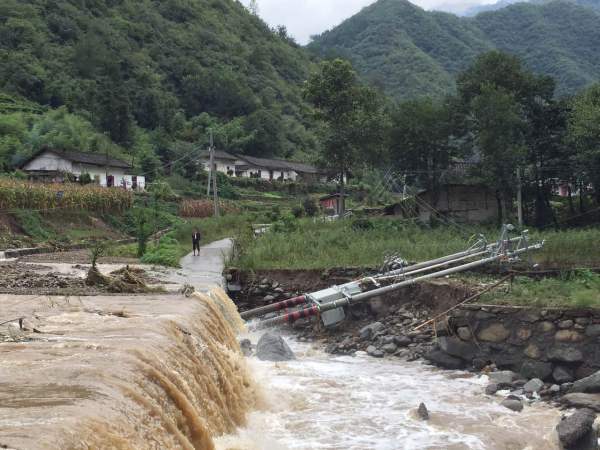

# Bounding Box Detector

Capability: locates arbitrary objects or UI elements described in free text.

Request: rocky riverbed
[232,270,600,449]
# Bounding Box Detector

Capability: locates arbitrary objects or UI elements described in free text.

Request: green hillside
[0,0,319,172]
[309,0,600,99]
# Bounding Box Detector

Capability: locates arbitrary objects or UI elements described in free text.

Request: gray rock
[417,403,429,420]
[263,295,276,302]
[485,383,499,395]
[382,343,398,354]
[571,370,600,393]
[547,346,584,363]
[512,379,527,388]
[550,384,561,394]
[425,349,465,370]
[559,320,575,329]
[554,366,575,384]
[556,408,597,449]
[359,322,385,341]
[585,324,600,337]
[381,335,395,345]
[394,335,412,347]
[478,323,511,342]
[501,399,524,412]
[367,345,384,358]
[256,333,296,362]
[520,361,553,381]
[523,378,545,393]
[239,339,253,357]
[457,326,472,341]
[489,370,519,385]
[561,394,600,412]
[438,336,479,360]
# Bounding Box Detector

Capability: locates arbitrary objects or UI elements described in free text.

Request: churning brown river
[0,290,561,450]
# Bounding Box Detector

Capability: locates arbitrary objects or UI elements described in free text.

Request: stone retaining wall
[427,304,600,383]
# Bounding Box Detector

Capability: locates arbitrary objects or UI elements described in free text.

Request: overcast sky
[240,0,497,44]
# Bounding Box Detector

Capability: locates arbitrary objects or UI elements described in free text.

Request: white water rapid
[216,335,561,450]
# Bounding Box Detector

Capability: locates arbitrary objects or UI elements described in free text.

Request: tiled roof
[20,149,132,169]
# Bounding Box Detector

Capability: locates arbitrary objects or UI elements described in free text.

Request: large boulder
[556,409,597,449]
[523,378,544,394]
[520,361,553,381]
[488,370,519,385]
[561,394,600,412]
[501,398,523,412]
[425,349,465,370]
[571,370,600,394]
[554,366,575,384]
[438,336,479,360]
[547,346,584,363]
[478,323,511,343]
[359,322,385,341]
[256,333,296,362]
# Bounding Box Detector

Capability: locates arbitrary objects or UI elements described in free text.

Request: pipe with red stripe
[252,304,320,329]
[240,295,308,320]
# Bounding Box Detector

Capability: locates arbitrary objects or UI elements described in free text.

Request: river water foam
[216,336,561,450]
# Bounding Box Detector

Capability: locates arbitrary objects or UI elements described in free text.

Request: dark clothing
[192,232,201,253]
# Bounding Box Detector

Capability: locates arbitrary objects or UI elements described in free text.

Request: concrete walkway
[177,238,233,292]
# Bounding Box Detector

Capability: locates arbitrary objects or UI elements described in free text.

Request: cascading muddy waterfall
[68,289,258,450]
[0,289,259,450]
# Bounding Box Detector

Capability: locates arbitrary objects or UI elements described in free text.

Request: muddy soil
[0,262,164,296]
[20,249,139,265]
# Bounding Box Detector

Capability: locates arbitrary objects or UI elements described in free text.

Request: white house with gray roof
[19,149,145,190]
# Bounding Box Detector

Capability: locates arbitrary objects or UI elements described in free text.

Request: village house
[319,193,348,216]
[199,150,328,183]
[387,184,498,223]
[19,149,145,190]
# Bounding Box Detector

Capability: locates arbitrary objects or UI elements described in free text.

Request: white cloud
[240,0,497,44]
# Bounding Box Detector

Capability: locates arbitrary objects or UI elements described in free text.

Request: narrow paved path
[178,238,233,292]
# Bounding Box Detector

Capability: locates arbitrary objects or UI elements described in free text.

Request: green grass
[229,218,600,271]
[480,271,600,308]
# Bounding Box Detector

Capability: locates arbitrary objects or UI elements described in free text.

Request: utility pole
[517,167,523,226]
[206,134,213,197]
[209,129,219,217]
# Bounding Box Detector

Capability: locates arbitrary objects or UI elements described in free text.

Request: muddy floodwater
[1,290,561,450]
[216,336,561,450]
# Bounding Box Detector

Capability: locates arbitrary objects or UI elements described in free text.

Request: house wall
[24,152,144,190]
[417,186,498,223]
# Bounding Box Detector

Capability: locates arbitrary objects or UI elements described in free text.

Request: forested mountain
[309,0,600,99]
[464,0,600,16]
[0,0,319,174]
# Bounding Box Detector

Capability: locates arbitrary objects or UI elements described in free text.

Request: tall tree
[390,97,458,209]
[569,83,600,205]
[470,83,526,224]
[303,58,389,214]
[458,51,558,225]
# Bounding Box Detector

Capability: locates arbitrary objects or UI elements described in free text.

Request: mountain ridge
[309,0,600,99]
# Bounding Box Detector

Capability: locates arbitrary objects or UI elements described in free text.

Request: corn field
[0,179,133,212]
[179,199,237,218]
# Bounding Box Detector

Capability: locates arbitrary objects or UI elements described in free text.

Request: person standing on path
[192,228,202,256]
